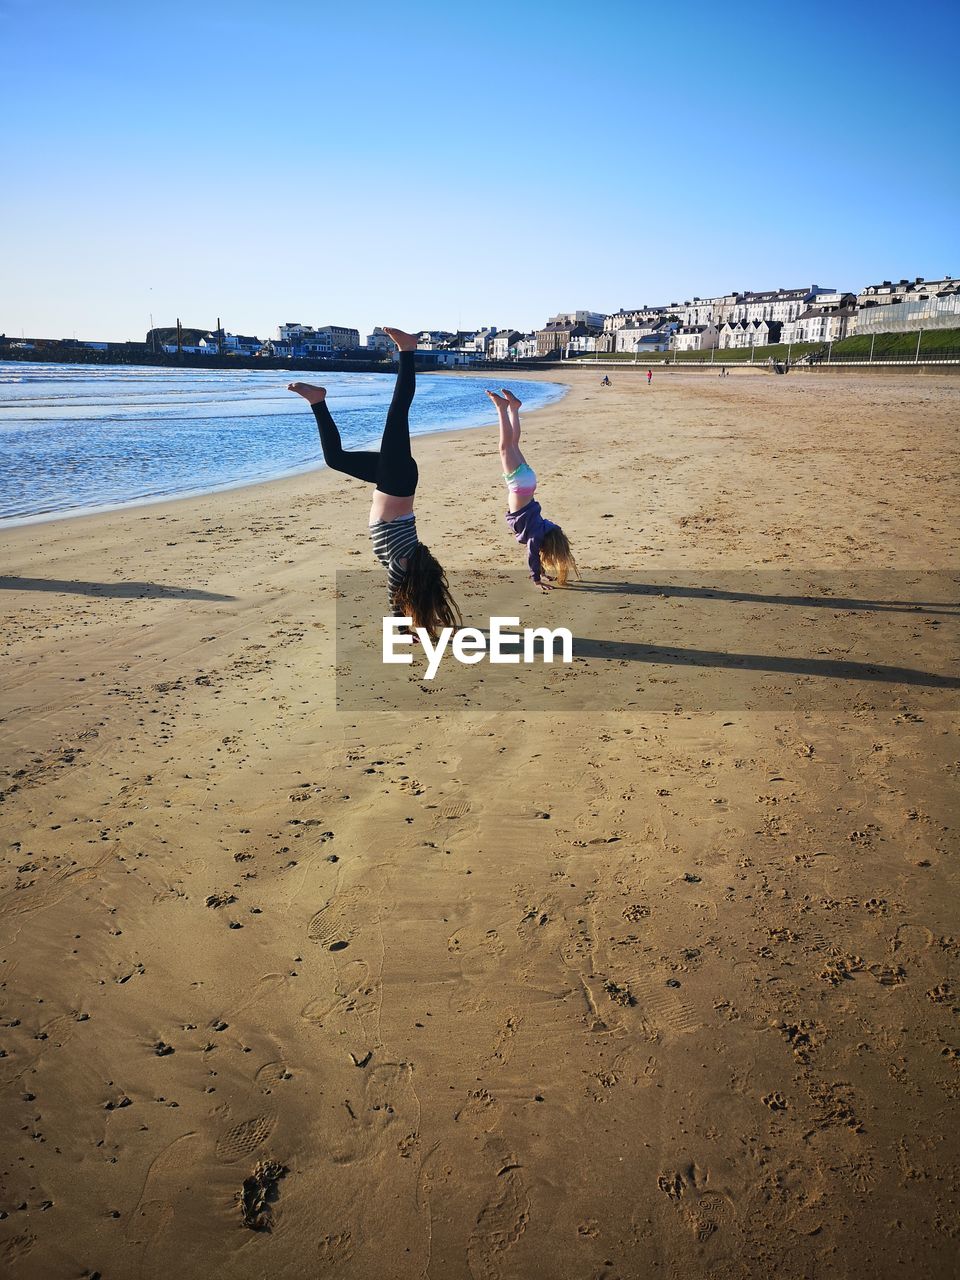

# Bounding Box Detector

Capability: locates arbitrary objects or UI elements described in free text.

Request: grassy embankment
[575,327,960,364]
[825,327,960,358]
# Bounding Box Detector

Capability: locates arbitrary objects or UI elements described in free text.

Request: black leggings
[311,350,418,498]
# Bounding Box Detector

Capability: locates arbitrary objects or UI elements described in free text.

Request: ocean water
[0,362,567,524]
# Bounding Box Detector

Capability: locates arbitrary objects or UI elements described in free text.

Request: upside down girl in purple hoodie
[485,388,579,593]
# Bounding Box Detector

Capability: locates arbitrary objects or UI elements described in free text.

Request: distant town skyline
[2,0,958,344]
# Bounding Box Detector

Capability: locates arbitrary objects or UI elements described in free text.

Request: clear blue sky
[2,0,958,342]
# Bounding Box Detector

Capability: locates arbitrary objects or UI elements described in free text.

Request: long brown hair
[394,543,462,641]
[540,526,580,586]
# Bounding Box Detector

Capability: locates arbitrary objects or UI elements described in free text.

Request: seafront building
[728,286,833,325]
[511,335,539,360]
[612,322,677,354]
[489,329,522,360]
[278,322,361,355]
[413,330,459,351]
[612,319,676,353]
[366,327,394,352]
[534,311,608,356]
[535,319,590,356]
[718,318,783,350]
[423,276,956,359]
[673,322,720,352]
[220,333,262,356]
[548,310,606,330]
[465,327,498,355]
[852,277,960,334]
[856,276,957,310]
[603,307,671,333]
[781,293,858,345]
[677,295,739,327]
[639,326,676,353]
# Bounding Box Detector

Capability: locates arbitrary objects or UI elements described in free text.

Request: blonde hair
[393,543,462,641]
[540,526,579,586]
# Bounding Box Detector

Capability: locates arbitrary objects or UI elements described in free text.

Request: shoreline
[0,370,569,531]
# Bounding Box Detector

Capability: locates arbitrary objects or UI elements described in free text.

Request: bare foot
[288,382,326,404]
[500,388,522,408]
[383,327,418,352]
[485,389,509,410]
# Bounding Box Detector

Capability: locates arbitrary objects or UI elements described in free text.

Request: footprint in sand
[689,1189,738,1242]
[559,919,595,970]
[307,886,372,950]
[454,1087,503,1135]
[656,1163,738,1244]
[300,959,380,1030]
[125,1132,203,1248]
[215,1112,278,1163]
[466,1139,530,1280]
[439,799,473,819]
[622,971,701,1038]
[447,925,506,991]
[891,922,938,975]
[611,1044,660,1086]
[0,849,113,919]
[224,971,289,1021]
[254,1060,292,1094]
[326,1061,421,1168]
[480,1013,523,1070]
[0,1235,37,1266]
[318,1231,355,1270]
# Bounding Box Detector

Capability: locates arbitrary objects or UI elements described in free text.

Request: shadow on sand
[564,636,959,689]
[566,579,960,617]
[0,577,236,602]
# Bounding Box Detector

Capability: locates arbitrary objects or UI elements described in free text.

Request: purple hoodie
[505,498,558,583]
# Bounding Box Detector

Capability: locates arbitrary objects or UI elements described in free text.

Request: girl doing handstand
[289,327,460,638]
[485,388,578,593]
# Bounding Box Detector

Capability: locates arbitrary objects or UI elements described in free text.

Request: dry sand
[1,368,958,1278]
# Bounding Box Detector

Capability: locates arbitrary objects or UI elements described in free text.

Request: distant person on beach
[647,369,653,385]
[601,375,611,386]
[288,327,460,638]
[485,387,579,593]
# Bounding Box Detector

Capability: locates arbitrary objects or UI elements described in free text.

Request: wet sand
[1,369,958,1278]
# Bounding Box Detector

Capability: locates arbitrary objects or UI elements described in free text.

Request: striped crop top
[369,512,419,611]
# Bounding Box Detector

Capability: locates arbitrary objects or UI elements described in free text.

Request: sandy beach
[1,367,958,1279]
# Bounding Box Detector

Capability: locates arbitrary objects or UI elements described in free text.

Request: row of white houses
[145,276,956,363]
[528,277,957,357]
[671,293,859,352]
[404,277,956,361]
[599,278,958,354]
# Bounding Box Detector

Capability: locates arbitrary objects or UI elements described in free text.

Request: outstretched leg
[501,388,523,444]
[373,328,419,498]
[486,389,524,474]
[288,383,380,484]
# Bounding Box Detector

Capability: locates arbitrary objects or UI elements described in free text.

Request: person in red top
[647,369,653,385]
